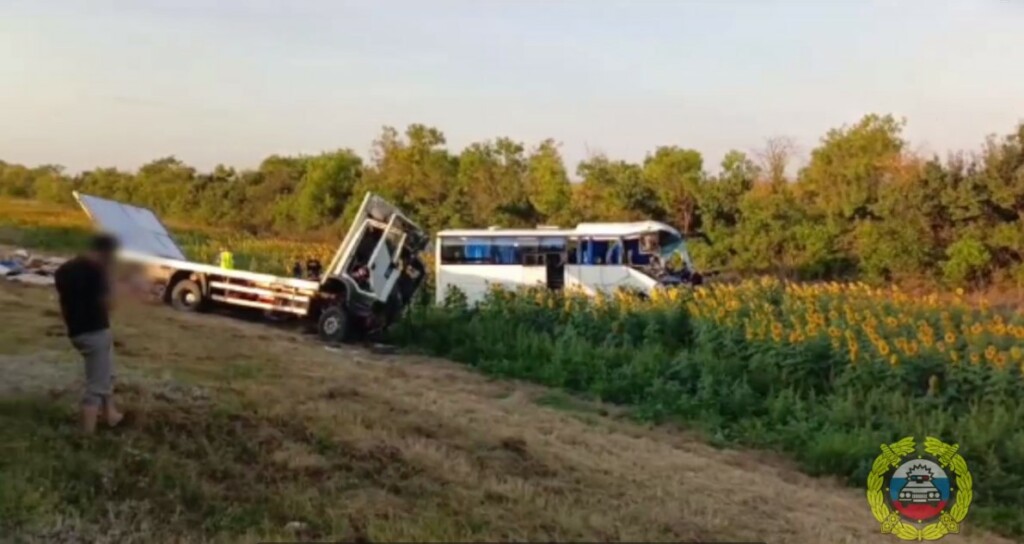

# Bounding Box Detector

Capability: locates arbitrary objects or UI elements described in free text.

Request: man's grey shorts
[70,329,114,407]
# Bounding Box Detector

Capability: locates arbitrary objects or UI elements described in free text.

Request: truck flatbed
[118,249,320,292]
[73,191,428,341]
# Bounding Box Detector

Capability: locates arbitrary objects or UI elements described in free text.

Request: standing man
[306,257,322,280]
[54,234,124,433]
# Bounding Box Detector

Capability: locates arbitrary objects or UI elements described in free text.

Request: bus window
[624,238,651,265]
[490,237,519,265]
[465,238,491,263]
[517,237,541,265]
[567,239,579,264]
[589,240,610,265]
[658,230,682,250]
[539,237,566,252]
[606,240,623,265]
[440,237,493,264]
[640,233,659,253]
[579,239,592,264]
[440,238,461,264]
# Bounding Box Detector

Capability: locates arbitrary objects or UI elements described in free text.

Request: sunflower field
[391,280,1024,537]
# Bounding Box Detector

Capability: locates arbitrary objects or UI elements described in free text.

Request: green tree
[853,219,931,281]
[77,167,137,202]
[695,151,758,269]
[31,165,76,205]
[248,155,309,231]
[575,155,658,222]
[357,125,460,233]
[943,237,993,286]
[799,114,905,221]
[525,139,571,224]
[458,138,534,227]
[292,150,362,231]
[134,156,198,216]
[642,146,704,233]
[730,183,803,274]
[0,163,38,198]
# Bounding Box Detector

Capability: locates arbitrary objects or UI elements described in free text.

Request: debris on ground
[324,342,398,356]
[0,260,23,276]
[368,343,398,355]
[8,274,57,286]
[0,248,65,286]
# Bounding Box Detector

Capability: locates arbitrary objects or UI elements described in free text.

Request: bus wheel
[318,305,350,343]
[170,279,206,312]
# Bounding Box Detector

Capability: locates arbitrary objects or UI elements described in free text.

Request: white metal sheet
[74,192,187,261]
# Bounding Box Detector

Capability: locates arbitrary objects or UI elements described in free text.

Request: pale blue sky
[2,0,1022,174]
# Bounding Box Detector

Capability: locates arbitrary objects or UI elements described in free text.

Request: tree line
[2,114,1023,286]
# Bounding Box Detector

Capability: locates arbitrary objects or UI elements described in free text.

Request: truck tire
[318,305,350,343]
[170,279,206,312]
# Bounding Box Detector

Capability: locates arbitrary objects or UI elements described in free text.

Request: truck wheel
[318,305,350,343]
[170,279,206,312]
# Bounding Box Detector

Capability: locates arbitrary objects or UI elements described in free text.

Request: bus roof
[436,221,681,239]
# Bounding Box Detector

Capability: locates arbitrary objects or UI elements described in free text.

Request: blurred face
[85,245,115,267]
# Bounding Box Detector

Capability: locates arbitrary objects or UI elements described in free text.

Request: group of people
[214,247,324,281]
[291,257,323,280]
[293,257,371,290]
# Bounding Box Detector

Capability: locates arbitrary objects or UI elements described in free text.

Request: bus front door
[545,253,565,290]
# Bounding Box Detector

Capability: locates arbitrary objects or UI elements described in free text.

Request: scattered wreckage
[0,248,66,286]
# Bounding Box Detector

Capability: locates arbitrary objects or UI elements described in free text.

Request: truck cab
[314,193,429,343]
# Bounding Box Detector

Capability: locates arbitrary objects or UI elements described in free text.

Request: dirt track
[0,280,1010,543]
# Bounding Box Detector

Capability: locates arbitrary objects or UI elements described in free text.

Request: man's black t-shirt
[54,257,110,337]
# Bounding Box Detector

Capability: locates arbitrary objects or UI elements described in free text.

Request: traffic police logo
[867,436,972,541]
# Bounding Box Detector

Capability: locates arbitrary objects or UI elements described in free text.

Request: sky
[2,0,1023,174]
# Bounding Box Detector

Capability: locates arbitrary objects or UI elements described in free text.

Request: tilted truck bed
[74,191,321,315]
[72,191,429,340]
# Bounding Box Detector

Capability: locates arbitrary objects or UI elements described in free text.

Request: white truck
[73,191,428,343]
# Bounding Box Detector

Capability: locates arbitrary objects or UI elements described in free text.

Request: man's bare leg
[74,330,121,429]
[103,397,124,427]
[81,404,99,434]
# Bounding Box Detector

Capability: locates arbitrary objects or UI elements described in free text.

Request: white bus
[434,221,701,305]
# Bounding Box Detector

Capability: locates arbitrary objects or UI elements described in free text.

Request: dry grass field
[0,279,1012,543]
